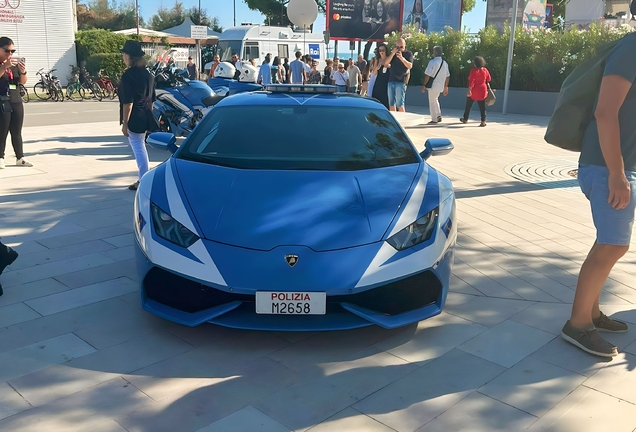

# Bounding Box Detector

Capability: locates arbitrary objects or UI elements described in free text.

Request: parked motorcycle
[150,61,223,137]
[150,57,262,137]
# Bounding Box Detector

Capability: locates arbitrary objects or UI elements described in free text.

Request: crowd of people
[199,36,495,125]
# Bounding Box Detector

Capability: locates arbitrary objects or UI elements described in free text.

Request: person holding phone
[384,38,413,112]
[0,36,32,169]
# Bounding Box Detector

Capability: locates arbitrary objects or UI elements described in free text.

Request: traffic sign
[190,25,208,39]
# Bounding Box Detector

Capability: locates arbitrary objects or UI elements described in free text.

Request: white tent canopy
[113,28,176,37]
[162,17,221,40]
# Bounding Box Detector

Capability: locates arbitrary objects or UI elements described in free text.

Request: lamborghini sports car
[135,84,457,331]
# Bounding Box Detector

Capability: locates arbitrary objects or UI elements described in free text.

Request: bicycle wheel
[80,84,93,100]
[91,83,103,101]
[33,82,51,100]
[55,83,64,102]
[49,85,59,102]
[106,83,116,100]
[19,84,29,103]
[67,84,84,101]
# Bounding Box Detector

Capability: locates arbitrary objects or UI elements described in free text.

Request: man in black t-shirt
[384,37,413,112]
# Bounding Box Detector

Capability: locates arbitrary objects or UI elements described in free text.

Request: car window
[177,105,419,170]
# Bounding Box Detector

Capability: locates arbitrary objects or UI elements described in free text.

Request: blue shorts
[387,81,406,108]
[578,164,636,246]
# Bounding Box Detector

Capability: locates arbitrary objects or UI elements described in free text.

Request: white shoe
[16,158,33,167]
[0,158,4,169]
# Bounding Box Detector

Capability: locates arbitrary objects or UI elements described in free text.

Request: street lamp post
[135,0,139,36]
[197,0,201,74]
[502,0,520,115]
[234,0,236,26]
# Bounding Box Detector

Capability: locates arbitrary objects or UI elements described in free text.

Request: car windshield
[177,105,419,171]
[216,40,242,62]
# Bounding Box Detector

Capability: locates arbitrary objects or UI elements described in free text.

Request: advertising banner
[522,0,547,29]
[326,0,403,41]
[402,0,462,34]
[544,3,553,28]
[0,0,25,24]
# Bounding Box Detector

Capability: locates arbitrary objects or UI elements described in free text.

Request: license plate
[255,292,326,315]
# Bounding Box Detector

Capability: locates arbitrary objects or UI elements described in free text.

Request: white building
[1,0,77,85]
[566,0,634,29]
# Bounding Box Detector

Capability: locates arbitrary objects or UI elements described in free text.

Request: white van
[216,25,327,69]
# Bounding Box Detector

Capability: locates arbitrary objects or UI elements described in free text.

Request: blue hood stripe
[419,168,440,215]
[150,163,170,214]
[171,161,202,235]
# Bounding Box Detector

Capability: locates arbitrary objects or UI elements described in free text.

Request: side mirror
[420,138,454,161]
[146,132,178,154]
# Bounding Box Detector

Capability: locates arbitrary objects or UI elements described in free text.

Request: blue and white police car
[135,85,457,331]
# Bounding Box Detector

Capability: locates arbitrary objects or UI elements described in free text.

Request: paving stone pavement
[1,106,635,432]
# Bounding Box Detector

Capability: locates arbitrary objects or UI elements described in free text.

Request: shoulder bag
[425,59,444,89]
[485,83,496,107]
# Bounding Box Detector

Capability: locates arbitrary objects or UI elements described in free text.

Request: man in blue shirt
[289,51,306,84]
[258,54,272,85]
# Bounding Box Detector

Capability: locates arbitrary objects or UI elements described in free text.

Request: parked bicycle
[78,67,103,101]
[94,71,116,100]
[33,68,64,102]
[65,66,85,101]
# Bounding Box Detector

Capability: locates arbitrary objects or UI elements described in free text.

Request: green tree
[187,6,222,32]
[149,1,186,31]
[76,0,144,31]
[463,0,476,14]
[210,16,223,33]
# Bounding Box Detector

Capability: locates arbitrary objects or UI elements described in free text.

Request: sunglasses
[2,49,16,54]
[395,46,405,49]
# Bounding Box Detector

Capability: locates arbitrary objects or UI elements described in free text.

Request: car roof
[216,91,388,110]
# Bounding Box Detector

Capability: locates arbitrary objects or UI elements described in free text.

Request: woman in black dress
[0,36,32,169]
[371,42,390,109]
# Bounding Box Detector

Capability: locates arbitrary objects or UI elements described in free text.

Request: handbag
[425,59,445,89]
[485,83,496,106]
[0,95,12,113]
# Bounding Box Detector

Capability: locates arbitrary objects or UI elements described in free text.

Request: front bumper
[136,242,455,331]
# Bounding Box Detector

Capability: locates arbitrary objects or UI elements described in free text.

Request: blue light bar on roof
[266,84,338,94]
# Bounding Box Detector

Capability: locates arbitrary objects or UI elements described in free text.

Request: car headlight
[386,207,438,251]
[150,203,199,248]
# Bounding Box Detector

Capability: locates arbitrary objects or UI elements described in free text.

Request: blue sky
[138,0,487,43]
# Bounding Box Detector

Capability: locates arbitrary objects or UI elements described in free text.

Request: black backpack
[544,34,636,152]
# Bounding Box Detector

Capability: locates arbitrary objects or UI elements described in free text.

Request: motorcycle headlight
[386,207,439,251]
[150,203,199,248]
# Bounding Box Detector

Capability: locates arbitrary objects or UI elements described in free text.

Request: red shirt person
[460,57,492,127]
[468,66,491,101]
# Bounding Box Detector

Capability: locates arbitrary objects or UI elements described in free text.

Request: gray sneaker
[561,321,618,358]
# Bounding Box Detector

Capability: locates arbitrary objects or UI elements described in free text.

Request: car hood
[174,159,420,251]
